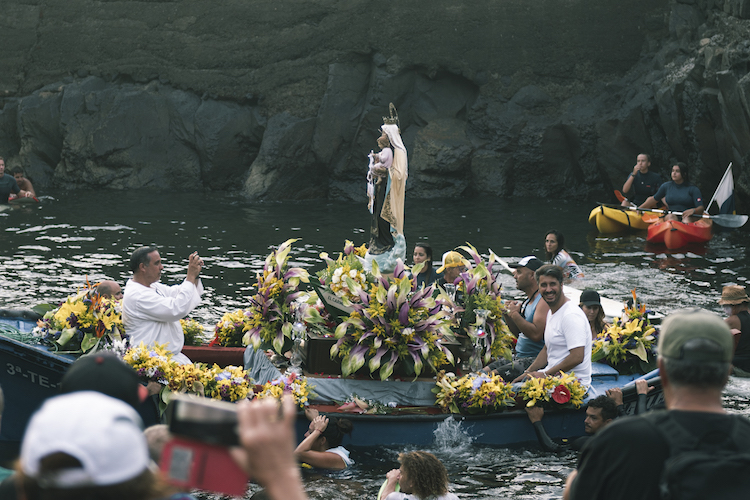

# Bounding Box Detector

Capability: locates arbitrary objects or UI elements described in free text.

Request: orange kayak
[646,219,713,249]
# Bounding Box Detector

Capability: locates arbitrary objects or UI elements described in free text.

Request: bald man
[97,280,123,300]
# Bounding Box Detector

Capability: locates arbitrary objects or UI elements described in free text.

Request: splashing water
[433,416,475,451]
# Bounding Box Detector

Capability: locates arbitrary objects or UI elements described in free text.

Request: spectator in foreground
[15,391,193,500]
[565,309,750,500]
[380,451,458,500]
[232,396,309,500]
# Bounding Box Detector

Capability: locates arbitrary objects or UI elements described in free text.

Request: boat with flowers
[0,241,665,454]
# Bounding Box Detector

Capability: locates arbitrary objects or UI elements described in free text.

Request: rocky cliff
[1,0,749,209]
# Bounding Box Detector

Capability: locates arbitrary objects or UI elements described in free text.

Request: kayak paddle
[632,207,747,228]
[614,190,635,207]
[613,190,748,227]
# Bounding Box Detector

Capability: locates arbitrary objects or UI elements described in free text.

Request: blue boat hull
[0,319,77,460]
[294,367,663,447]
[1,315,663,454]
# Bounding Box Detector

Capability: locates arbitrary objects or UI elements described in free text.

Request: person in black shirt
[719,285,750,375]
[564,309,750,500]
[621,153,661,206]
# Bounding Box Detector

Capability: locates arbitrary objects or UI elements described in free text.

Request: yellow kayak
[588,205,651,233]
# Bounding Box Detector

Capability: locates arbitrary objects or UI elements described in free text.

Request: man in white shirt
[123,246,204,364]
[513,264,591,387]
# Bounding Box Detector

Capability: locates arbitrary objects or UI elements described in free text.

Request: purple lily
[398,302,410,326]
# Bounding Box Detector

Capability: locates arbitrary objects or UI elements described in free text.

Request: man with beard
[513,264,591,387]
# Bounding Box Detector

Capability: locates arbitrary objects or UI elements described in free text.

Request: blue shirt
[653,181,703,212]
[0,175,20,203]
[515,293,545,358]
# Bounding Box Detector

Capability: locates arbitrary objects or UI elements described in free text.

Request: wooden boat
[588,205,651,233]
[297,366,662,447]
[646,218,712,249]
[0,311,663,453]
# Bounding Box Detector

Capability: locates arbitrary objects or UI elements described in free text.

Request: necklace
[520,289,538,317]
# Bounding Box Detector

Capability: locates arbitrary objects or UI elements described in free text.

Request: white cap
[21,391,150,488]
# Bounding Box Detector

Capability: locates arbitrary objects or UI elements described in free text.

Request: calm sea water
[2,191,750,499]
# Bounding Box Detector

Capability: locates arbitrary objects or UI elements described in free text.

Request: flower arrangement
[123,342,174,385]
[453,243,516,364]
[242,239,310,354]
[181,318,205,346]
[331,260,456,380]
[517,371,587,409]
[167,362,207,395]
[301,299,338,338]
[209,309,251,347]
[33,283,125,353]
[317,247,372,304]
[433,371,516,414]
[591,290,658,374]
[254,372,315,408]
[344,239,368,258]
[200,364,254,402]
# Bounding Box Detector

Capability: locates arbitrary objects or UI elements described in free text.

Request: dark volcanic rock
[3,0,750,211]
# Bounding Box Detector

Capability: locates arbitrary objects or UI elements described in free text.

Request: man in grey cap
[484,256,548,380]
[564,309,750,500]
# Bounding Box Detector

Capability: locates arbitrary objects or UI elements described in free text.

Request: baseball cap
[579,289,601,306]
[21,391,150,488]
[60,353,147,409]
[658,309,733,363]
[437,251,466,273]
[509,256,543,272]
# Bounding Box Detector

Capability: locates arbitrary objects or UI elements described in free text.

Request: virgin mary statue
[365,103,407,274]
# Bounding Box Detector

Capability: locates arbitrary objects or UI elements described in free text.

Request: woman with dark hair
[639,162,704,222]
[294,415,354,470]
[544,230,583,280]
[380,451,458,500]
[579,289,607,339]
[412,243,439,288]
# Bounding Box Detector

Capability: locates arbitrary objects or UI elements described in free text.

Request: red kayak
[646,219,713,249]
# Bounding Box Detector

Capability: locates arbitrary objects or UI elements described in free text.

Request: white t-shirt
[326,446,354,467]
[543,300,592,386]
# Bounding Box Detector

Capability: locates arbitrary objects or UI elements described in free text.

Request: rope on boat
[0,322,37,343]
